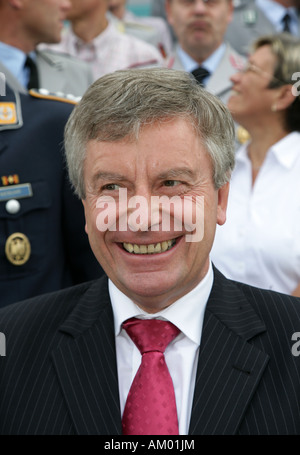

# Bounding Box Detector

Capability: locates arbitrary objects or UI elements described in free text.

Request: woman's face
[228,45,279,127]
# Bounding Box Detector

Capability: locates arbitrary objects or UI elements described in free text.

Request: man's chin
[115,272,183,311]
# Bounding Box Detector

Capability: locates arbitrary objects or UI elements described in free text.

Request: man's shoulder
[108,23,164,62]
[0,84,76,133]
[231,0,257,14]
[213,267,300,319]
[222,43,245,69]
[36,48,92,73]
[234,278,300,325]
[0,279,100,333]
[28,87,80,105]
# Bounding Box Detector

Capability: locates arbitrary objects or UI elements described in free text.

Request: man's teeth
[123,239,176,254]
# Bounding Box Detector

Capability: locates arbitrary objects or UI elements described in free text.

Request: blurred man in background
[0,0,93,96]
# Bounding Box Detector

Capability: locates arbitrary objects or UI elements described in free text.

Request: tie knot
[191,66,210,86]
[122,318,180,354]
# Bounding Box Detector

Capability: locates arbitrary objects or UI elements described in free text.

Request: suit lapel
[167,47,185,70]
[206,44,244,99]
[189,268,269,435]
[51,270,270,435]
[51,277,122,435]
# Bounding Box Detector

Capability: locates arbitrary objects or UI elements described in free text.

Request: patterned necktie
[282,13,291,33]
[122,317,180,435]
[24,55,39,90]
[191,66,210,86]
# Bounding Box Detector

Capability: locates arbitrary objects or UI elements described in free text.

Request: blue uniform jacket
[0,85,103,307]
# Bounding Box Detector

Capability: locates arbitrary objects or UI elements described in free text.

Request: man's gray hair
[64,68,235,199]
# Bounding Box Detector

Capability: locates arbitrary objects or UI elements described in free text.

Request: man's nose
[193,0,210,14]
[61,0,71,14]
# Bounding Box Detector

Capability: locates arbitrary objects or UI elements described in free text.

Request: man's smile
[122,238,177,255]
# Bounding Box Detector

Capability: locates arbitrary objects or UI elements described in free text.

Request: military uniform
[0,85,103,307]
[166,43,248,147]
[225,0,300,56]
[0,49,93,97]
[166,43,245,105]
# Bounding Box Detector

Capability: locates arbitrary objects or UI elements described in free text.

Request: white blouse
[211,132,300,295]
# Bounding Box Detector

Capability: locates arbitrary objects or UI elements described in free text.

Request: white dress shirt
[0,42,36,89]
[176,43,226,86]
[109,261,214,435]
[211,132,300,295]
[42,19,164,80]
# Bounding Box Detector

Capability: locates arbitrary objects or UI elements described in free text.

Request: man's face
[82,118,229,312]
[166,0,233,62]
[108,0,126,19]
[22,0,71,45]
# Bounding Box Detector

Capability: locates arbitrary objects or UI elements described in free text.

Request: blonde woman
[211,33,300,296]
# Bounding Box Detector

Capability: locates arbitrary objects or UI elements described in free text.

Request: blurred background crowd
[1,0,300,307]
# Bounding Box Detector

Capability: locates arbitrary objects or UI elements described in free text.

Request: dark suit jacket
[0,268,300,435]
[0,84,103,307]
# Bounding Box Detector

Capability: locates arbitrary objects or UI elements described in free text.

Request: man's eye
[102,183,120,190]
[163,180,181,187]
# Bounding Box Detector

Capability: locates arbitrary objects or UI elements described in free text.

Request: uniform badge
[243,10,257,26]
[0,102,17,125]
[1,174,20,186]
[5,232,31,266]
[0,182,32,201]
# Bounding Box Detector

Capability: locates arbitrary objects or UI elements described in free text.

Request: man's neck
[0,25,35,54]
[70,14,109,43]
[182,42,224,66]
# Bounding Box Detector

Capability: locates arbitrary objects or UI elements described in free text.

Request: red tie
[122,317,180,435]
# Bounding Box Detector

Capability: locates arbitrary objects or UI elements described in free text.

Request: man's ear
[164,0,173,25]
[216,182,230,226]
[81,199,89,234]
[9,0,24,10]
[227,0,234,25]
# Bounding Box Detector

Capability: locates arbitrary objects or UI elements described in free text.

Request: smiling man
[80,115,227,312]
[1,68,300,435]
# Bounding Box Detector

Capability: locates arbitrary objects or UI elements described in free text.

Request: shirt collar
[109,261,214,345]
[68,20,116,51]
[0,42,36,87]
[177,43,226,74]
[236,132,300,169]
[0,42,26,80]
[270,132,300,169]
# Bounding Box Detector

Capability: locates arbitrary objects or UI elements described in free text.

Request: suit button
[5,199,21,214]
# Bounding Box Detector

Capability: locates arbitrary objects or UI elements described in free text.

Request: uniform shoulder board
[29,88,81,104]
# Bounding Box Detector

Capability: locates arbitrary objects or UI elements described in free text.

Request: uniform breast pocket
[0,180,52,276]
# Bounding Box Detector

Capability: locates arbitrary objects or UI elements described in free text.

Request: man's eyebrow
[157,168,196,180]
[92,171,127,184]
